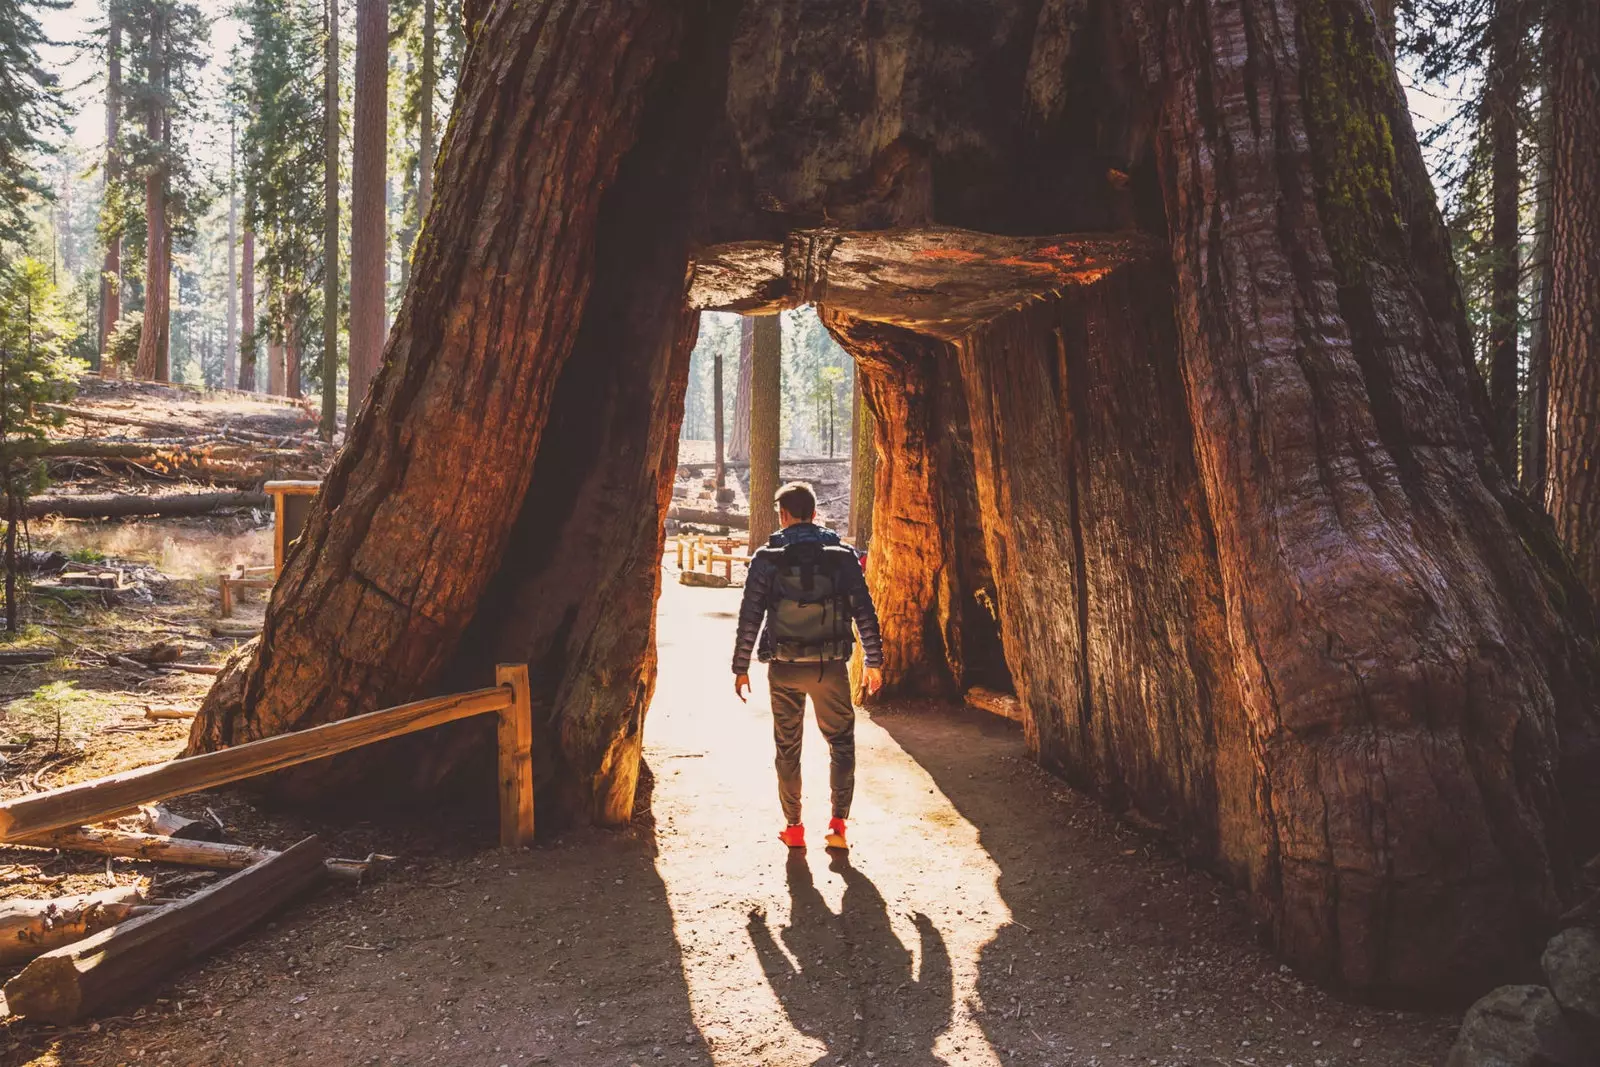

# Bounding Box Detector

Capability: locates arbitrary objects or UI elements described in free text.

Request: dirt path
[12,580,1453,1066]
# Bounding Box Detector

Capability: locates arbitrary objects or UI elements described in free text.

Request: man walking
[733,482,883,851]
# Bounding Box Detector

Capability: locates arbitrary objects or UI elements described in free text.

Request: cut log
[2,836,327,1023]
[26,491,269,520]
[0,684,512,841]
[18,825,383,883]
[138,804,221,841]
[143,706,197,720]
[964,686,1024,723]
[0,887,148,967]
[668,506,747,530]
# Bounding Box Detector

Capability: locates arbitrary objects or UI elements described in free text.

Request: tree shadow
[748,849,952,1066]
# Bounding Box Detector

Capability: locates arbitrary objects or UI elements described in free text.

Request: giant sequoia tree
[191,0,1600,1003]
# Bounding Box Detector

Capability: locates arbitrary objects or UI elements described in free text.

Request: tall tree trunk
[849,369,875,547]
[1546,0,1600,597]
[134,3,168,382]
[747,314,781,549]
[98,5,122,369]
[239,228,257,392]
[712,347,724,489]
[225,117,238,392]
[1487,0,1523,476]
[347,0,388,419]
[323,0,340,440]
[286,301,302,400]
[728,316,753,462]
[1521,79,1554,501]
[418,0,436,221]
[4,492,16,635]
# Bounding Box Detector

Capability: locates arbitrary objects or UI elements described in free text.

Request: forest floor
[0,566,1457,1066]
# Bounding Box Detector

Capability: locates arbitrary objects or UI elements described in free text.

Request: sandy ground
[5,577,1455,1066]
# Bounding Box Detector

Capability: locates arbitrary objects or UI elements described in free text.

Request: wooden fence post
[495,663,534,847]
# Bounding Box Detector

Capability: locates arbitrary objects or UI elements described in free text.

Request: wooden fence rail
[0,664,535,847]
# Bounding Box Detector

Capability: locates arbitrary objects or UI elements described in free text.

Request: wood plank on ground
[2,837,327,1024]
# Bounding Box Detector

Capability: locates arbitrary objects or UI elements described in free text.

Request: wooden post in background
[495,663,534,847]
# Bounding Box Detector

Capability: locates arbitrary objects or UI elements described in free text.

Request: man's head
[775,481,817,527]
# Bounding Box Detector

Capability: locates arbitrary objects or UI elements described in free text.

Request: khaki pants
[768,659,855,825]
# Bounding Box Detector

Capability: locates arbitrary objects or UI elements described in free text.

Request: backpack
[767,540,858,662]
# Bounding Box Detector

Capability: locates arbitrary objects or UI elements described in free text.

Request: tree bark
[239,229,256,391]
[190,1,700,831]
[348,0,388,419]
[0,887,147,968]
[285,302,302,400]
[1546,0,1600,599]
[747,314,781,549]
[1521,80,1554,501]
[1487,0,1523,476]
[134,3,169,382]
[99,5,122,368]
[226,116,238,392]
[849,369,874,547]
[712,345,724,489]
[322,0,340,441]
[728,315,753,462]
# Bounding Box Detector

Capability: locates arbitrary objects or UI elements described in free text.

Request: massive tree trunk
[727,316,753,463]
[192,0,703,827]
[99,5,121,368]
[190,0,1600,1003]
[1521,78,1554,501]
[746,314,781,549]
[1546,0,1600,598]
[239,228,257,392]
[347,0,388,418]
[1487,0,1523,476]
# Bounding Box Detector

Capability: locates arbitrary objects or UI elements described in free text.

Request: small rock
[1543,927,1600,1031]
[678,570,730,588]
[1446,984,1593,1067]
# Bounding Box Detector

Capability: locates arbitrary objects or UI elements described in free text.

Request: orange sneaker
[778,824,805,849]
[825,818,848,850]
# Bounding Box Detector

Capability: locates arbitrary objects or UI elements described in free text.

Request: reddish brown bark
[99,9,121,366]
[134,3,169,382]
[1546,0,1600,599]
[191,1,697,828]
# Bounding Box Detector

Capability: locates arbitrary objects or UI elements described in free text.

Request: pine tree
[347,0,386,417]
[321,0,338,438]
[0,0,66,253]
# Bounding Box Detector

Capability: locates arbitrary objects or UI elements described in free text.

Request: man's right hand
[862,665,883,696]
[735,673,751,702]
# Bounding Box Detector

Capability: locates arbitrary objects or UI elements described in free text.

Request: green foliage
[105,308,142,371]
[0,258,83,453]
[67,545,105,563]
[239,0,326,396]
[0,0,68,250]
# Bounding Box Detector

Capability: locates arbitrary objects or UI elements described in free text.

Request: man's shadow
[749,850,952,1065]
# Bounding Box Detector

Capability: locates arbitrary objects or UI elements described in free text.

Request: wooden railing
[0,663,535,848]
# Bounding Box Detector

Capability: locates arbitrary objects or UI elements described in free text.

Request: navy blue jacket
[732,523,883,674]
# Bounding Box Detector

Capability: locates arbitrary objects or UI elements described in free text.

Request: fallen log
[25,491,269,520]
[0,887,149,967]
[0,650,56,667]
[668,506,749,530]
[36,404,325,450]
[3,836,327,1023]
[142,706,197,720]
[16,826,383,883]
[160,663,223,676]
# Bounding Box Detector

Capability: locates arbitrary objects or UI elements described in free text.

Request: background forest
[0,0,1588,488]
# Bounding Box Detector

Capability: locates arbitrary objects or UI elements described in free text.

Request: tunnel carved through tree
[186,0,1600,1003]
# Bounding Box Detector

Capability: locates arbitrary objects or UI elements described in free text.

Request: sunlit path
[650,580,1007,1067]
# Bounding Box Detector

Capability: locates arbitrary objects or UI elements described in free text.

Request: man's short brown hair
[775,481,817,521]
